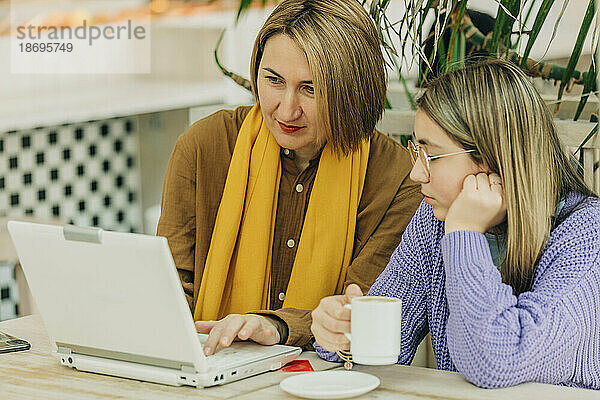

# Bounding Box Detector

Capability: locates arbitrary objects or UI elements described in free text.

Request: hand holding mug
[312,284,402,365]
[343,296,402,365]
[310,284,363,353]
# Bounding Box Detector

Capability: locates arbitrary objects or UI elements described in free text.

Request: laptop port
[214,375,219,382]
[220,374,224,380]
[231,371,237,376]
[180,376,186,380]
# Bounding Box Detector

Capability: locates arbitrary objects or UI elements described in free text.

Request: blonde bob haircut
[417,59,595,295]
[250,0,386,156]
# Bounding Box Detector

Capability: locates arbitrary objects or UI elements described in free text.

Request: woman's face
[257,34,319,151]
[409,109,484,221]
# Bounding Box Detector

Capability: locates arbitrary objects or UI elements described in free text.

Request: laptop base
[56,349,301,387]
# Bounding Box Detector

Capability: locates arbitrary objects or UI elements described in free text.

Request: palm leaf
[385,96,392,109]
[214,29,253,92]
[575,123,599,155]
[574,48,598,121]
[446,1,467,71]
[538,0,570,60]
[520,0,556,67]
[556,0,596,106]
[415,0,436,78]
[399,71,416,110]
[513,0,538,49]
[489,0,520,54]
[370,0,382,20]
[437,30,448,75]
[236,0,254,22]
[419,4,451,85]
[460,11,595,90]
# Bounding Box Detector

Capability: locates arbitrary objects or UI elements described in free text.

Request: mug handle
[343,303,351,341]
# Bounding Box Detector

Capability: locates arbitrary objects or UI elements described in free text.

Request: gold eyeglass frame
[408,139,475,178]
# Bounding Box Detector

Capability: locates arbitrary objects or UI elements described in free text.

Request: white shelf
[0,3,271,132]
[0,78,229,132]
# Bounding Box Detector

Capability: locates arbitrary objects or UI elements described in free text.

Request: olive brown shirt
[157,106,422,349]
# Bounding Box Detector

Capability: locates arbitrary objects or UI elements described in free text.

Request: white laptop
[7,221,301,388]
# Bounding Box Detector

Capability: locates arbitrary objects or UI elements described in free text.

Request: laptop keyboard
[197,334,273,369]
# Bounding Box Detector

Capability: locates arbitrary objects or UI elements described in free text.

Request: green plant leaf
[214,28,253,93]
[385,96,392,109]
[489,0,520,54]
[399,71,416,110]
[575,123,599,155]
[513,0,538,49]
[418,2,439,85]
[446,1,467,71]
[520,0,555,67]
[399,135,409,148]
[437,29,448,73]
[370,0,381,19]
[557,0,596,104]
[574,49,598,121]
[236,0,254,22]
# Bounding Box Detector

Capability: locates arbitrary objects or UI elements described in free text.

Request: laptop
[7,221,301,388]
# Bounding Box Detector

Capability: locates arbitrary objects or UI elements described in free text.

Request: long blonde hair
[417,59,595,295]
[250,0,386,156]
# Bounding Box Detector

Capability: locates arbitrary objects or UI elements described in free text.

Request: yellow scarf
[194,104,370,321]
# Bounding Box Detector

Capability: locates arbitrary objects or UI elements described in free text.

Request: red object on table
[280,359,314,372]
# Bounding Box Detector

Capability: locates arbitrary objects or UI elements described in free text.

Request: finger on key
[218,316,246,347]
[195,320,217,334]
[238,316,260,341]
[203,326,222,356]
[203,317,240,355]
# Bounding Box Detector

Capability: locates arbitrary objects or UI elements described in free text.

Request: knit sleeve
[442,201,600,389]
[314,201,431,364]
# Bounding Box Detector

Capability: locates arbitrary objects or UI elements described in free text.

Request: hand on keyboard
[195,314,281,356]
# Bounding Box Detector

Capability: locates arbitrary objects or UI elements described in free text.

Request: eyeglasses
[408,139,476,179]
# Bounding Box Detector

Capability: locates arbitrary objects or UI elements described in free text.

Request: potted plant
[219,0,598,181]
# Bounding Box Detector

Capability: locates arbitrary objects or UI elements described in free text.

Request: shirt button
[286,239,295,248]
[295,183,304,193]
[283,149,290,156]
[278,292,286,301]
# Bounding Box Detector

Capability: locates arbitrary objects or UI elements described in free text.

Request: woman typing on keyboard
[156,0,421,355]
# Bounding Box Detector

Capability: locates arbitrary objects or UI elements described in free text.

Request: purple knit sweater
[315,192,600,390]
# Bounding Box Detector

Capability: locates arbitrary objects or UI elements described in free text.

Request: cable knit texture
[315,192,600,390]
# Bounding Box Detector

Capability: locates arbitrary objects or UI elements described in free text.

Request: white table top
[1,314,597,399]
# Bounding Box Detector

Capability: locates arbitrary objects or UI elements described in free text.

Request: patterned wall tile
[0,118,142,233]
[0,262,18,321]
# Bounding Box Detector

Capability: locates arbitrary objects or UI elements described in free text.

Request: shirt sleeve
[157,107,247,313]
[442,208,600,389]
[315,201,431,363]
[157,136,197,310]
[256,176,422,349]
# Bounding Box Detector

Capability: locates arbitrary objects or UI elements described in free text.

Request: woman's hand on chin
[195,314,280,356]
[444,172,506,234]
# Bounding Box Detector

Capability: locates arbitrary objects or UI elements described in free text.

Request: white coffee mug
[344,296,401,365]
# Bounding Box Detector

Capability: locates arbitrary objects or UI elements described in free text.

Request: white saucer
[279,370,380,399]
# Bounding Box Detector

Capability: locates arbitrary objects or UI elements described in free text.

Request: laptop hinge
[56,342,198,371]
[57,346,72,355]
[180,365,196,374]
[63,225,103,244]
